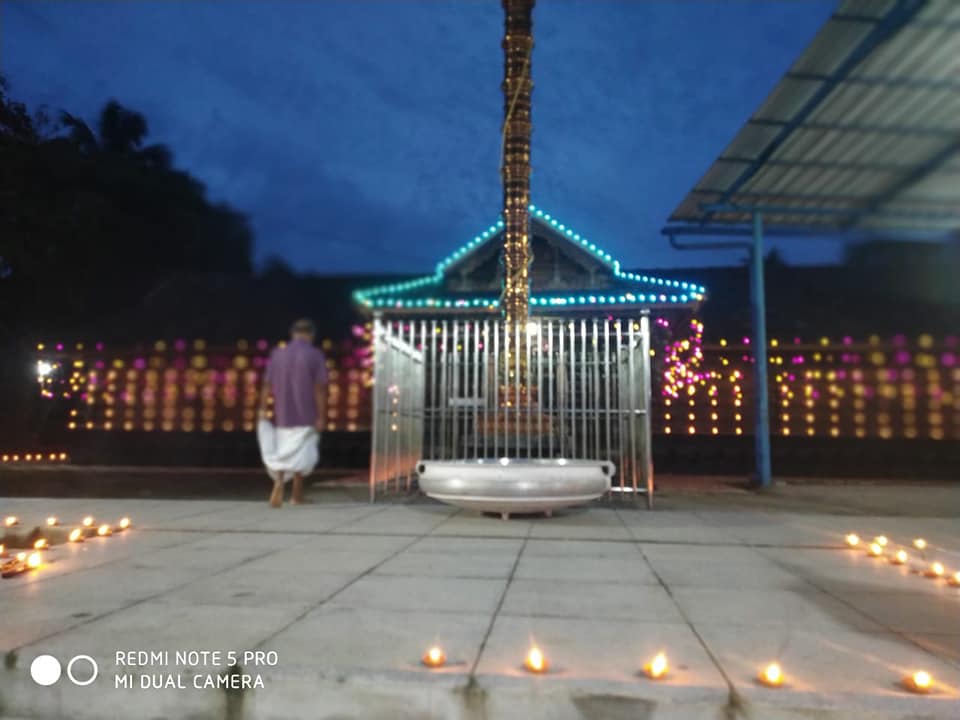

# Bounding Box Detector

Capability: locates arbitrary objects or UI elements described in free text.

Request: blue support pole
[751,212,772,488]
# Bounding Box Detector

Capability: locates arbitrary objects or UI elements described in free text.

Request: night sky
[2,0,843,274]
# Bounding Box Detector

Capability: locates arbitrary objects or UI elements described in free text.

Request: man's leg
[269,471,284,508]
[291,473,304,505]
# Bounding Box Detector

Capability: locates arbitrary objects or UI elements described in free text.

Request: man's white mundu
[257,420,318,483]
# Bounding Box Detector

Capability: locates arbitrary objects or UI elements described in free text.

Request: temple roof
[353,204,706,315]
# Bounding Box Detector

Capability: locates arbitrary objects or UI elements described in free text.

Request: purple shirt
[265,338,328,428]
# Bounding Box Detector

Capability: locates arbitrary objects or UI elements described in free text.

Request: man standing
[258,318,328,507]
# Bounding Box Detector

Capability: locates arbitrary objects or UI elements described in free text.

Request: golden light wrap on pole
[500,0,534,393]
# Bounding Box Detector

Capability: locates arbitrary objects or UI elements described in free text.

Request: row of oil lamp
[418,644,936,693]
[1,514,131,578]
[844,533,960,586]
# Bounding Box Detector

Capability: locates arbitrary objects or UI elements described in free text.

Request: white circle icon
[30,655,62,686]
[66,655,99,686]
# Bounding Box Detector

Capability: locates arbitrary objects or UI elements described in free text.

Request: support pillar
[750,212,772,487]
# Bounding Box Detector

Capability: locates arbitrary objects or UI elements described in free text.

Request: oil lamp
[903,670,933,693]
[27,552,41,569]
[913,538,927,550]
[68,528,84,543]
[891,550,908,565]
[948,571,960,587]
[82,516,94,528]
[844,533,859,547]
[759,662,784,687]
[868,542,883,557]
[46,516,58,527]
[33,538,48,550]
[0,543,5,557]
[421,646,446,668]
[97,524,113,537]
[874,535,888,547]
[4,516,18,527]
[118,517,132,530]
[926,562,944,578]
[524,646,548,673]
[643,652,668,680]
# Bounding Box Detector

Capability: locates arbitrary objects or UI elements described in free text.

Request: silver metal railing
[368,313,654,505]
[368,316,425,501]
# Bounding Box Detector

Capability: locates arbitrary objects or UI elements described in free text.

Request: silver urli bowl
[416,458,614,518]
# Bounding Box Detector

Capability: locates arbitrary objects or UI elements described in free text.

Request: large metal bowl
[417,458,614,518]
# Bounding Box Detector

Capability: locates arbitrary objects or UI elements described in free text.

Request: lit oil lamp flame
[844,533,859,547]
[33,538,48,550]
[118,517,131,530]
[927,562,944,578]
[16,552,27,562]
[643,652,668,680]
[27,552,41,569]
[874,535,888,547]
[948,571,960,587]
[913,538,927,550]
[82,516,94,528]
[904,670,933,693]
[524,646,548,673]
[759,662,784,687]
[4,516,18,527]
[97,524,113,537]
[68,528,84,543]
[868,542,883,557]
[0,543,5,557]
[46,516,58,527]
[421,646,446,668]
[891,550,908,565]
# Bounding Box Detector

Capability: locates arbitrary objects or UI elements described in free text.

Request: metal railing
[368,317,425,500]
[369,313,653,504]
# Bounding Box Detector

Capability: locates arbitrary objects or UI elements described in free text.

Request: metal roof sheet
[668,0,960,234]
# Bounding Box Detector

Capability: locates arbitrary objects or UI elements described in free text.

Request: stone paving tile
[474,615,728,691]
[499,578,685,622]
[522,538,640,557]
[263,605,490,675]
[405,536,524,555]
[832,590,960,635]
[694,623,960,710]
[373,551,517,579]
[513,553,659,584]
[674,586,887,632]
[325,574,507,614]
[641,545,808,589]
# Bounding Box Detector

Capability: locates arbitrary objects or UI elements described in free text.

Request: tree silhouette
[0,78,254,338]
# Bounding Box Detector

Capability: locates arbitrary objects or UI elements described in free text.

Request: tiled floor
[1,486,958,719]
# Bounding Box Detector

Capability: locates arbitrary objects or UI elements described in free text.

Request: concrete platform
[1,485,958,719]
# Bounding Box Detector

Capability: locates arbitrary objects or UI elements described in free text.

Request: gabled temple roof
[353,204,706,315]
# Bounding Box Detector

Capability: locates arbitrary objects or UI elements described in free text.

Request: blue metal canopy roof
[666,0,960,235]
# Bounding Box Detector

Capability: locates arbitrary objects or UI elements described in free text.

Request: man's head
[290,318,316,342]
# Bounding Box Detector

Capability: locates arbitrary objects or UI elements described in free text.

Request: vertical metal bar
[514,320,521,455]
[751,212,773,488]
[604,317,612,466]
[526,321,533,459]
[482,320,490,459]
[428,319,436,460]
[557,320,564,457]
[493,320,500,459]
[580,319,587,458]
[627,319,638,497]
[615,319,624,495]
[472,322,480,458]
[568,321,576,459]
[537,321,543,458]
[547,318,554,458]
[592,319,600,460]
[440,320,449,460]
[453,320,461,459]
[368,314,381,502]
[640,312,654,509]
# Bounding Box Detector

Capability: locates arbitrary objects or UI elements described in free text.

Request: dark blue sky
[2,0,843,273]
